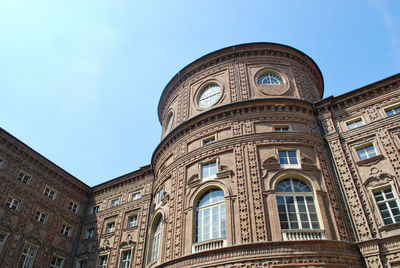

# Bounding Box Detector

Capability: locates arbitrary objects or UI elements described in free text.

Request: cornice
[315,73,400,113]
[158,42,324,121]
[153,98,315,164]
[154,132,325,187]
[0,127,90,194]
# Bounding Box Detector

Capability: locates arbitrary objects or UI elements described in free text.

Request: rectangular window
[385,104,400,117]
[34,211,47,224]
[346,118,364,130]
[50,255,64,268]
[127,215,138,228]
[18,243,38,268]
[202,135,216,146]
[61,224,72,236]
[0,231,8,253]
[105,222,115,234]
[86,227,95,239]
[120,250,131,268]
[110,199,119,208]
[77,260,86,268]
[98,255,108,268]
[374,187,400,225]
[356,144,377,161]
[17,171,31,184]
[278,150,299,168]
[43,186,57,200]
[131,191,141,201]
[68,201,79,213]
[274,125,289,132]
[156,188,164,207]
[0,158,4,168]
[6,196,21,211]
[91,205,99,215]
[201,161,217,180]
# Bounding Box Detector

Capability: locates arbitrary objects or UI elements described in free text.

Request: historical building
[0,43,399,268]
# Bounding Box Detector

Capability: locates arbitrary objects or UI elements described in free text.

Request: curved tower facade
[149,43,362,267]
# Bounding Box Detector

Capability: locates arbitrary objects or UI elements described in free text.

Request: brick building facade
[0,43,399,267]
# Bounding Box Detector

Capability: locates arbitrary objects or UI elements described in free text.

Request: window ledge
[357,155,384,166]
[282,229,325,241]
[379,221,400,232]
[192,238,226,253]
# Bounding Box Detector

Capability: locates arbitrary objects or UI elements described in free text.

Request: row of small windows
[345,103,400,131]
[89,191,142,215]
[11,170,80,213]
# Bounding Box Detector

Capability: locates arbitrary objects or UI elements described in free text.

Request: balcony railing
[192,238,226,253]
[282,229,325,241]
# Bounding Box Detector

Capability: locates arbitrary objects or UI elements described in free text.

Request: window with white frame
[151,217,162,261]
[6,196,21,211]
[385,104,400,117]
[274,125,289,132]
[43,185,57,200]
[18,243,38,268]
[50,255,64,268]
[77,259,86,268]
[131,191,141,201]
[120,250,131,268]
[69,201,79,213]
[17,171,31,184]
[127,215,138,228]
[202,135,216,145]
[346,118,364,130]
[276,178,320,230]
[86,227,95,239]
[155,188,164,208]
[110,199,119,208]
[34,210,47,224]
[201,160,217,180]
[278,150,299,168]
[90,205,99,215]
[195,189,226,243]
[105,222,115,234]
[98,255,108,268]
[61,224,72,236]
[356,144,377,161]
[0,231,8,253]
[373,187,400,225]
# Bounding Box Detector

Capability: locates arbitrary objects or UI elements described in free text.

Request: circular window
[197,84,222,108]
[257,73,284,85]
[165,112,173,131]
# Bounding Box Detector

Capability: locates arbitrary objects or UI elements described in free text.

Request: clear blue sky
[1,0,399,186]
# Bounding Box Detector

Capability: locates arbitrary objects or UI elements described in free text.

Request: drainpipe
[142,166,155,268]
[69,189,91,268]
[313,103,359,242]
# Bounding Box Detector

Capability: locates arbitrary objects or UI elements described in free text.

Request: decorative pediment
[119,234,136,248]
[363,168,395,187]
[187,174,200,185]
[98,238,112,252]
[0,213,12,229]
[300,155,319,171]
[78,244,90,255]
[24,228,42,246]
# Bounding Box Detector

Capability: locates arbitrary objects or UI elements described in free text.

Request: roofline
[0,127,91,190]
[157,42,324,121]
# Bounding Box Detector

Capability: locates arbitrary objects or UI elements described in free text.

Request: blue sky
[1,0,399,186]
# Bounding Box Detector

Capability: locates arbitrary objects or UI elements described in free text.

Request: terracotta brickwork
[0,129,90,268]
[316,74,400,267]
[0,43,399,268]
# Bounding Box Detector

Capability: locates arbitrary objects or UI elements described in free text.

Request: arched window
[195,189,226,243]
[150,217,162,261]
[276,178,320,230]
